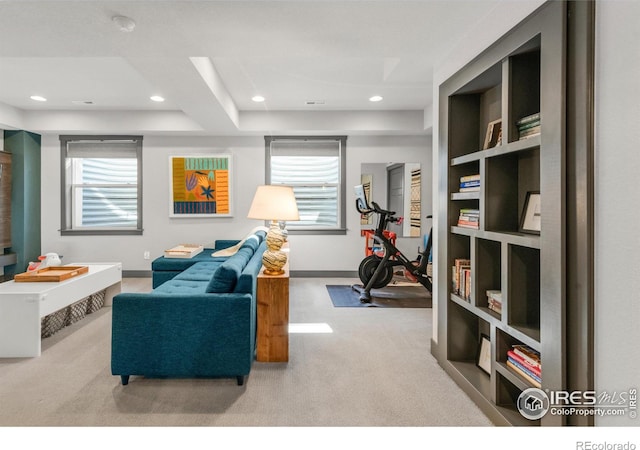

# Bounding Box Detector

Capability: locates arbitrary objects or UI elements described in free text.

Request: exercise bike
[353,185,433,303]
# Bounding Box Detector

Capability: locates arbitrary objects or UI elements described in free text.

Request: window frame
[265,135,347,235]
[59,135,143,236]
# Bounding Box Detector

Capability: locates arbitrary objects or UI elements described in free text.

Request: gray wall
[40,134,431,273]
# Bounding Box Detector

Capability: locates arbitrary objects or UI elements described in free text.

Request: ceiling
[0,0,507,136]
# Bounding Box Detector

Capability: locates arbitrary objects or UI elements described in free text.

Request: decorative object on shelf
[247,185,299,275]
[486,290,502,314]
[476,334,491,375]
[483,119,502,149]
[520,191,541,234]
[169,155,232,217]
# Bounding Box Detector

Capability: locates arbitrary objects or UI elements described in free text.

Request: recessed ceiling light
[112,15,136,33]
[252,95,265,103]
[369,95,383,102]
[150,95,165,102]
[30,95,47,102]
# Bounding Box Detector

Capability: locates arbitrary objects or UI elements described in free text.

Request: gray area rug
[326,284,432,308]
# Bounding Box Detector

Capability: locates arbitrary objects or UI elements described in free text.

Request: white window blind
[61,137,142,235]
[268,138,345,232]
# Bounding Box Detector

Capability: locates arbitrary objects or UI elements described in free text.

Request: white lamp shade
[247,185,300,221]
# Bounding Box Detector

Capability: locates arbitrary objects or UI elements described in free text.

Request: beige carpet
[0,277,491,429]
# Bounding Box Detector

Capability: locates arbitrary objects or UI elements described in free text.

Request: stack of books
[486,290,502,314]
[457,208,479,229]
[459,174,480,193]
[507,344,541,388]
[452,258,471,301]
[516,112,541,140]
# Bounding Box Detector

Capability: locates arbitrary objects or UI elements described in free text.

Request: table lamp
[247,185,299,275]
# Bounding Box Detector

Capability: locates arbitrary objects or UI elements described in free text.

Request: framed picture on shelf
[169,154,233,218]
[482,119,502,149]
[519,191,541,234]
[476,334,491,375]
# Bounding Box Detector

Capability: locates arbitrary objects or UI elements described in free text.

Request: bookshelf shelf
[434,1,570,426]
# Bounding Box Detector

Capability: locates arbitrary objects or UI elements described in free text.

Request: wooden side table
[256,262,289,362]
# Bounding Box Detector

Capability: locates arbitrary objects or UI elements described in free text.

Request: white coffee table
[0,262,122,357]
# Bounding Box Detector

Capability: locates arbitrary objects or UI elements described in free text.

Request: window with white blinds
[60,136,143,235]
[266,136,346,234]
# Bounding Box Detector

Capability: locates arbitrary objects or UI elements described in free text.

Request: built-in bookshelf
[433,1,568,426]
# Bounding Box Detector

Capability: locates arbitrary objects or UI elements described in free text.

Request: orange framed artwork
[169,155,232,217]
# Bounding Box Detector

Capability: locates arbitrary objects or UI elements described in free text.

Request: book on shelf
[164,244,204,259]
[507,355,541,382]
[516,112,540,126]
[512,344,541,369]
[507,355,541,381]
[460,174,480,183]
[452,258,471,299]
[461,268,471,300]
[506,360,541,388]
[459,175,480,193]
[457,208,479,229]
[517,112,541,140]
[519,125,541,139]
[457,221,479,229]
[507,350,541,377]
[516,120,541,132]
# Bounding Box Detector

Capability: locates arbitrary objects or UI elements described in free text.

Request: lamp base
[262,248,288,275]
[263,268,285,276]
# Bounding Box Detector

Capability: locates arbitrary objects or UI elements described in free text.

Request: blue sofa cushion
[154,279,209,294]
[240,235,260,252]
[174,261,224,281]
[206,247,254,293]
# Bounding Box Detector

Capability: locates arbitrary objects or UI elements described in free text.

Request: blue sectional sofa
[111,231,267,386]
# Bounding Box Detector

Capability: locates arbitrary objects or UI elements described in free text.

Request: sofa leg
[121,375,130,385]
[236,376,245,386]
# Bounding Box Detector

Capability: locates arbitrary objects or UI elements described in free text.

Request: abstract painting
[169,155,232,217]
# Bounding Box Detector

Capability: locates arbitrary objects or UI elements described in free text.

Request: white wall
[40,134,431,273]
[594,0,640,426]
